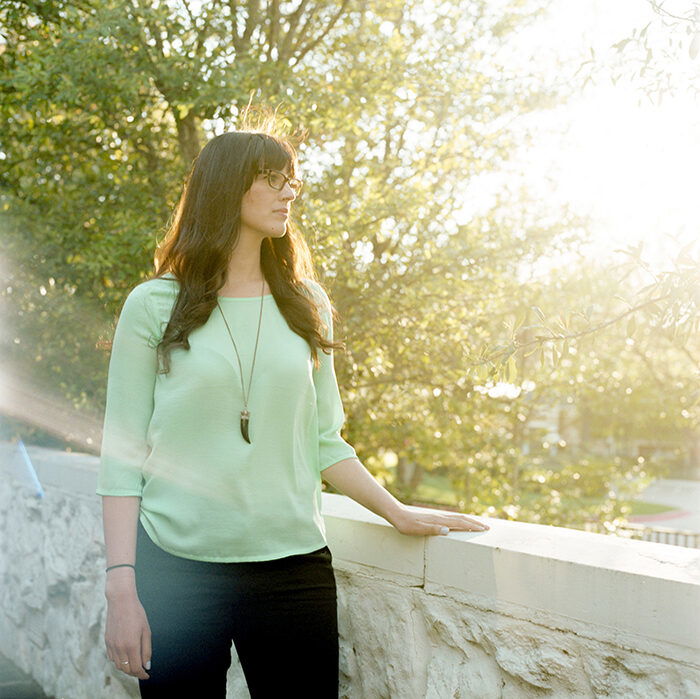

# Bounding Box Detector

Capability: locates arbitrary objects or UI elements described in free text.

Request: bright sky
[456,0,699,276]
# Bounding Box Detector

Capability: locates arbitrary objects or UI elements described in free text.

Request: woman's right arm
[102,495,151,680]
[97,285,159,680]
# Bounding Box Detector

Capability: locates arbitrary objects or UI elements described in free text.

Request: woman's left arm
[321,457,489,535]
[306,279,489,536]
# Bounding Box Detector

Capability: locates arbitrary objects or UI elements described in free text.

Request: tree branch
[267,0,280,60]
[242,0,261,51]
[513,293,676,353]
[228,0,244,53]
[279,0,310,61]
[293,0,352,64]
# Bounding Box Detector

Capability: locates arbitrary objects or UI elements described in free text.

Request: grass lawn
[412,471,677,516]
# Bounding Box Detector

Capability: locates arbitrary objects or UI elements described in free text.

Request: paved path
[0,653,51,698]
[630,478,700,532]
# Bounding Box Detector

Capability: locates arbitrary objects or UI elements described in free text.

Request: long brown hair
[146,128,345,374]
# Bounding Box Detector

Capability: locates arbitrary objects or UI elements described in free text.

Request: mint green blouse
[96,273,356,562]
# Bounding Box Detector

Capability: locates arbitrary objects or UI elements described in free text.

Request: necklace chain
[215,279,266,442]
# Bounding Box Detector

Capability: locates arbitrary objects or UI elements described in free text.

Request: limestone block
[44,499,93,585]
[584,649,700,698]
[336,570,427,698]
[225,649,251,699]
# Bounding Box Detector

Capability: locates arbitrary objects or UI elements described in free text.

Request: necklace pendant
[240,409,251,444]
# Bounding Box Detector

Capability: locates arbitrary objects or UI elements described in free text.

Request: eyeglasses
[257,169,303,195]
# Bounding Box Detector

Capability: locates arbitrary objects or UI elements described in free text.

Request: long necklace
[215,279,265,444]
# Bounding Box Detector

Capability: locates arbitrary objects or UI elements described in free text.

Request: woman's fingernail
[145,660,151,670]
[439,526,449,535]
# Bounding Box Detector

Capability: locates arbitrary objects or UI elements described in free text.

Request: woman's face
[239,163,297,239]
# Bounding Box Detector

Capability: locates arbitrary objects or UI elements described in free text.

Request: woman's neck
[226,236,264,284]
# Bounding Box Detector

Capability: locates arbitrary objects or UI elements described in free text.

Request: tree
[575,0,700,103]
[2,0,695,532]
[1,0,565,438]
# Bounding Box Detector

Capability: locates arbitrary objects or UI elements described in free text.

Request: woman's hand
[104,591,152,680]
[389,504,489,536]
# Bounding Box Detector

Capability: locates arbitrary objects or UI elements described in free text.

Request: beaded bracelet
[105,563,136,573]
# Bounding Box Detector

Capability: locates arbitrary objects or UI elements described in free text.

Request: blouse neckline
[159,273,273,300]
[217,294,273,301]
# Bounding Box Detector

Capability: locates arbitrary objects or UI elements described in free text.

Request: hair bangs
[254,133,297,177]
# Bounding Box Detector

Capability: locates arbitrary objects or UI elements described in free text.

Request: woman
[97,129,489,698]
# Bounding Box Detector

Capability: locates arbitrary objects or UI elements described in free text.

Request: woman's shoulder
[128,274,328,312]
[125,273,179,317]
[134,273,178,294]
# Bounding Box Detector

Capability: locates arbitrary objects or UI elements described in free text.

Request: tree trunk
[174,110,202,169]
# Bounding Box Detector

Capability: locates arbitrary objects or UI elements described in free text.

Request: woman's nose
[281,180,297,200]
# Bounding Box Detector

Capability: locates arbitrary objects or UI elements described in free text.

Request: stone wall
[1,440,699,698]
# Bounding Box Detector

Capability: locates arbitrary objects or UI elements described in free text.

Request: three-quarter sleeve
[309,282,357,472]
[96,284,158,496]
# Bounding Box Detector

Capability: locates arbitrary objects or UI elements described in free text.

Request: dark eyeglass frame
[257,168,303,194]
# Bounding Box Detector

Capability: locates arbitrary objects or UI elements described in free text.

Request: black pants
[135,520,339,698]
